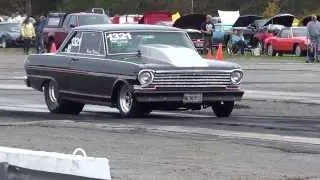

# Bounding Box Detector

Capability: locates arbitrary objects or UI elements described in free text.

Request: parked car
[224,15,263,54]
[173,14,206,52]
[25,24,244,118]
[43,12,111,51]
[138,11,172,25]
[264,27,307,56]
[254,14,294,49]
[0,22,23,48]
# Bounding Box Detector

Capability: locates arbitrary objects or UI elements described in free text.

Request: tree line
[0,0,319,18]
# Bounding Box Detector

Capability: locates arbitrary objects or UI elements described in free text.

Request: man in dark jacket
[201,15,214,54]
[35,15,46,54]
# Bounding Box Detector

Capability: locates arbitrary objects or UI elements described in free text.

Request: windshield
[293,28,307,37]
[0,23,20,32]
[105,31,194,54]
[79,15,111,25]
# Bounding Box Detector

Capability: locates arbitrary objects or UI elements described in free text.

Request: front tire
[294,45,302,56]
[267,44,276,56]
[212,101,235,118]
[44,81,84,114]
[117,84,149,118]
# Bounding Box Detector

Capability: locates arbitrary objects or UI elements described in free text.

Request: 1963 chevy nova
[25,24,244,118]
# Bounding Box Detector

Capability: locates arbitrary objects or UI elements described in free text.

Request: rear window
[46,17,63,27]
[79,15,111,26]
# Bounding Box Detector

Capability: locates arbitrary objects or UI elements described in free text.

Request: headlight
[230,70,243,85]
[138,70,154,86]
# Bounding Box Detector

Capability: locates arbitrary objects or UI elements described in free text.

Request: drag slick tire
[44,81,84,114]
[117,84,151,118]
[212,101,235,118]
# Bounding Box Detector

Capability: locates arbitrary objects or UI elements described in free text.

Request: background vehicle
[264,27,307,56]
[186,29,203,53]
[138,11,172,25]
[0,22,23,48]
[224,15,263,54]
[173,14,206,52]
[43,12,111,51]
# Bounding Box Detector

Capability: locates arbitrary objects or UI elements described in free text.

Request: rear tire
[44,81,84,114]
[212,101,235,118]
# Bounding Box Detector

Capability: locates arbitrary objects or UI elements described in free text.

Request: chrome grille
[152,70,231,88]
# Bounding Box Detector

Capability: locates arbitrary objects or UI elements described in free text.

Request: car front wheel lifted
[212,101,235,118]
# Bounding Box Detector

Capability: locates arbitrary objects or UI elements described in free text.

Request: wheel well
[293,43,299,49]
[40,79,51,91]
[111,81,126,106]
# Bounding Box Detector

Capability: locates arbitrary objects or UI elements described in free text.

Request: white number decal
[107,33,132,42]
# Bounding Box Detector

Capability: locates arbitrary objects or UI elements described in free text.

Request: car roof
[71,13,108,16]
[74,24,184,32]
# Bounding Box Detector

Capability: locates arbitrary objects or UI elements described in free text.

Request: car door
[58,30,83,93]
[277,29,291,52]
[68,31,113,102]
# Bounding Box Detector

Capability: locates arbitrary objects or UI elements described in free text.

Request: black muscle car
[25,24,244,118]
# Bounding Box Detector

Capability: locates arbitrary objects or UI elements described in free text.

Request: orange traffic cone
[216,43,223,61]
[50,42,57,53]
[207,49,213,60]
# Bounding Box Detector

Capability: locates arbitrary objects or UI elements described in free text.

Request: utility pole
[26,0,32,16]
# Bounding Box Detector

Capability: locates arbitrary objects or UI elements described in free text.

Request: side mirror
[69,24,76,28]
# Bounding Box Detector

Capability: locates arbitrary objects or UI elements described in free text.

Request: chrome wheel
[295,46,301,56]
[119,85,133,114]
[48,81,57,103]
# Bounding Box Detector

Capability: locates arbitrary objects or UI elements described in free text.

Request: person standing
[307,15,320,63]
[201,15,214,54]
[35,15,46,54]
[21,17,36,55]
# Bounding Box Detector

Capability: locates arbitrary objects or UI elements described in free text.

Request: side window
[61,31,82,53]
[68,15,77,27]
[280,29,290,38]
[79,32,105,56]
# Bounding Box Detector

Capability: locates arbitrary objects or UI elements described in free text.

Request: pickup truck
[43,12,111,51]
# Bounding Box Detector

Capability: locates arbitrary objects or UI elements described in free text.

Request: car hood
[173,14,206,30]
[233,15,263,27]
[264,14,295,27]
[113,44,240,71]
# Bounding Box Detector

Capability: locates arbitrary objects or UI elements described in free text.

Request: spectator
[307,15,320,62]
[35,15,46,54]
[21,17,35,55]
[231,29,246,55]
[201,15,214,54]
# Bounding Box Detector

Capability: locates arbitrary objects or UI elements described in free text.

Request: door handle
[70,57,79,62]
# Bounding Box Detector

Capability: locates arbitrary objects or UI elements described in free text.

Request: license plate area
[183,93,203,104]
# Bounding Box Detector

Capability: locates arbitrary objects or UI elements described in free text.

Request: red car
[43,12,111,51]
[265,27,308,56]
